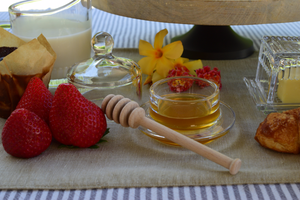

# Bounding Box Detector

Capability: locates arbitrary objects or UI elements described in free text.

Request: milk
[12,16,92,79]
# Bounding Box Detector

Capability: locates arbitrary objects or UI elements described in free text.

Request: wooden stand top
[92,0,300,25]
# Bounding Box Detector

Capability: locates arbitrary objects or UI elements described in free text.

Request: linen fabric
[0,50,299,190]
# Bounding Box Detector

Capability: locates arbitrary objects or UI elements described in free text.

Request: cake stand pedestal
[171,25,254,60]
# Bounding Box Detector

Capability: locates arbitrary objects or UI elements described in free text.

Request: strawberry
[16,77,53,124]
[1,108,52,158]
[49,83,107,148]
[166,66,194,92]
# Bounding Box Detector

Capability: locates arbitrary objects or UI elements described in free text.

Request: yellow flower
[143,72,164,85]
[172,57,203,76]
[143,58,203,85]
[138,29,183,78]
[129,63,142,96]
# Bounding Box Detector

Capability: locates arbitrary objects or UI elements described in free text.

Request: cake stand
[92,0,300,60]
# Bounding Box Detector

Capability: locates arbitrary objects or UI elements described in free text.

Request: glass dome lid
[66,32,142,92]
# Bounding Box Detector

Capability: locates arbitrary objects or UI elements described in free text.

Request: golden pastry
[255,108,300,154]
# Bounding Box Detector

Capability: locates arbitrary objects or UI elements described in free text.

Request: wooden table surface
[92,0,300,25]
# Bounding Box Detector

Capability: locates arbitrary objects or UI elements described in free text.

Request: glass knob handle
[91,32,114,55]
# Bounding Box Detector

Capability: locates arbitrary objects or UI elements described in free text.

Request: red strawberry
[1,108,52,158]
[167,66,194,92]
[16,77,53,124]
[49,83,107,148]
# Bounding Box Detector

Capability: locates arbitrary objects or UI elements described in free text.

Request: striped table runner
[1,184,300,200]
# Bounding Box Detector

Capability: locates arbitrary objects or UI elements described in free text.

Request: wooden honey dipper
[101,94,242,175]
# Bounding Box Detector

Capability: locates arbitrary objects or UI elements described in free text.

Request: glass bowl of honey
[139,76,236,146]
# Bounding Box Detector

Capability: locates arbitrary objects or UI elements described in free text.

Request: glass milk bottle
[9,0,92,80]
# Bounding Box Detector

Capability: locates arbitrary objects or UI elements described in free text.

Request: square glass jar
[244,36,300,113]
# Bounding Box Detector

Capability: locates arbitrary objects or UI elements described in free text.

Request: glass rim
[9,0,80,15]
[150,76,220,103]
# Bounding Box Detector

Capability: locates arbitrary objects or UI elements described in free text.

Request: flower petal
[173,57,189,66]
[144,75,153,85]
[154,29,168,49]
[139,40,155,56]
[185,59,203,75]
[181,57,190,63]
[152,71,165,83]
[162,41,183,59]
[138,57,157,75]
[156,57,174,77]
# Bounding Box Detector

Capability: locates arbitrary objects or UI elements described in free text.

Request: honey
[143,76,228,146]
[150,93,220,130]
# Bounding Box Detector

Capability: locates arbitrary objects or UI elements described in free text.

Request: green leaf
[58,144,79,149]
[97,139,107,144]
[103,128,110,137]
[89,145,100,149]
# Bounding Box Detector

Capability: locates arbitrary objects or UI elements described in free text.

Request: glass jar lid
[66,32,142,95]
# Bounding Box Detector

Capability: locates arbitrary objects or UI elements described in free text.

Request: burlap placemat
[0,49,299,190]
